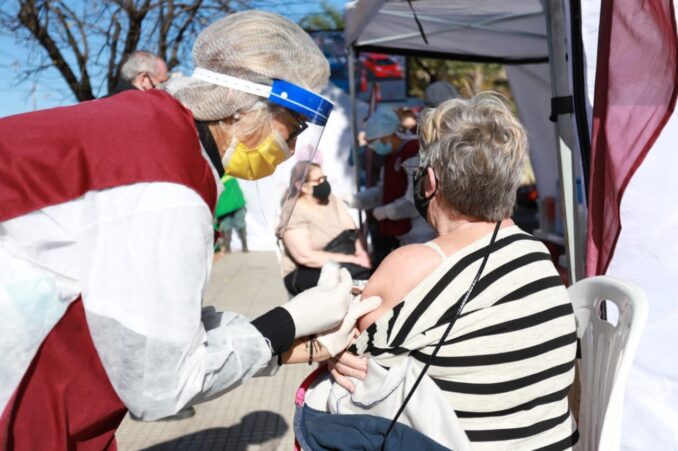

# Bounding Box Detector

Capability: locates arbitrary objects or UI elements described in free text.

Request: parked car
[360,53,403,79]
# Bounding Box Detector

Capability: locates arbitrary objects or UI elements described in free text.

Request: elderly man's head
[417,92,527,222]
[120,51,169,91]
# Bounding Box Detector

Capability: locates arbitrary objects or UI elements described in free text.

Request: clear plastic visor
[190,68,333,233]
[277,120,326,232]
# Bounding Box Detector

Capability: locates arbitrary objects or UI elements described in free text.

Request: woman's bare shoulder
[359,243,442,331]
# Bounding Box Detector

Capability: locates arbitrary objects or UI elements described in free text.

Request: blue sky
[0,1,345,118]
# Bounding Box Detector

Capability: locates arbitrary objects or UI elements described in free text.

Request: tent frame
[346,0,587,283]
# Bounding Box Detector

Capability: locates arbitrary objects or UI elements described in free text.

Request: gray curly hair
[417,92,527,222]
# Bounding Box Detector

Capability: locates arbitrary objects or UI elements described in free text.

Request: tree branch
[167,0,202,69]
[52,4,92,97]
[17,0,93,100]
[106,12,122,93]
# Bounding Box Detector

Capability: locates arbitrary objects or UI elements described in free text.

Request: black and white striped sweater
[352,226,579,450]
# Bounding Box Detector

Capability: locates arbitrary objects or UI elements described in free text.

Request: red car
[360,53,403,79]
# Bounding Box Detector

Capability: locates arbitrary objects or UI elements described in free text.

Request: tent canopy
[344,0,561,203]
[345,0,549,63]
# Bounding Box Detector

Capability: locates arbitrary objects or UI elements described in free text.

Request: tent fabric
[345,0,549,63]
[580,0,678,447]
[585,0,678,276]
[505,64,559,199]
[607,115,678,449]
[344,0,559,201]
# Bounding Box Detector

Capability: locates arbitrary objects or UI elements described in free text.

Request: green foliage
[408,57,534,183]
[299,1,344,31]
[408,58,514,105]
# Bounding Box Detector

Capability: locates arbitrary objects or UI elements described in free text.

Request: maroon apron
[378,139,419,237]
[0,90,216,450]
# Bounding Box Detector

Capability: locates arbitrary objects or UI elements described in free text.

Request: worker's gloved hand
[372,205,388,221]
[282,262,353,338]
[340,192,355,207]
[317,295,382,357]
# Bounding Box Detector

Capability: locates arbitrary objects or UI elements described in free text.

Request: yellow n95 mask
[222,131,290,180]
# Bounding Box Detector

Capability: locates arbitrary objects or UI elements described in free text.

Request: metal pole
[348,46,363,230]
[544,0,586,283]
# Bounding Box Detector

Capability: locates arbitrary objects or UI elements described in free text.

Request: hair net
[164,10,330,121]
[365,106,400,140]
[425,81,460,106]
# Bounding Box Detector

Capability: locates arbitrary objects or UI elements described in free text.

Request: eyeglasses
[306,175,327,184]
[143,72,168,89]
[273,106,308,145]
[287,110,308,144]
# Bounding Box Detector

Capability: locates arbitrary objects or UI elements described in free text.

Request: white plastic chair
[568,276,648,451]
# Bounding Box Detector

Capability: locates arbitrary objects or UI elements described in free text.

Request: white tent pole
[348,46,363,230]
[544,0,585,283]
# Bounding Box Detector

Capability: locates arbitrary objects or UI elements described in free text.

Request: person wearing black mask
[278,161,372,295]
[323,94,578,450]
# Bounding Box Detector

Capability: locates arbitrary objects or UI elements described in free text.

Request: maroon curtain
[586,0,678,276]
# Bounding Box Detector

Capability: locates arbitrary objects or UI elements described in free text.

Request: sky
[0,0,346,118]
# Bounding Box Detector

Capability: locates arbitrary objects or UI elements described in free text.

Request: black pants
[284,264,372,296]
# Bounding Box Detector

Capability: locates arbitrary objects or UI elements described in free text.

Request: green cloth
[215,175,246,219]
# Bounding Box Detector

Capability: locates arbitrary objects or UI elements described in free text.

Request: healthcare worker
[349,106,435,245]
[0,11,378,449]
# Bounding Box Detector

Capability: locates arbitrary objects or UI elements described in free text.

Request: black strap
[194,120,225,177]
[549,96,574,122]
[381,221,502,449]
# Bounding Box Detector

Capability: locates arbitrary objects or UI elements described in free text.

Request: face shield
[192,67,332,229]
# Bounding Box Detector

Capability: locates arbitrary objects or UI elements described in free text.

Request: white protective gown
[0,162,277,420]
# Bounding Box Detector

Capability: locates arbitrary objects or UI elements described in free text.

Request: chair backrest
[567,276,648,451]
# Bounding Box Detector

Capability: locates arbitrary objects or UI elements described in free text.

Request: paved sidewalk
[115,251,310,451]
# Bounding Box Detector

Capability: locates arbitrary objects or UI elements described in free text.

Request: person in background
[348,106,435,249]
[280,161,371,295]
[109,50,169,95]
[424,80,460,107]
[215,174,248,253]
[395,107,418,134]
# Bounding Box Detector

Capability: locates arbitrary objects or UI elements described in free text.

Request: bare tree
[0,0,298,101]
[298,1,343,31]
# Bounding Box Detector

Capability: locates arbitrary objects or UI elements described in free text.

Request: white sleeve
[78,183,273,420]
[352,185,384,210]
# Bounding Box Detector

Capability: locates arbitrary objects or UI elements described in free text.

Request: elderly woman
[323,93,578,449]
[281,161,371,295]
[0,11,379,448]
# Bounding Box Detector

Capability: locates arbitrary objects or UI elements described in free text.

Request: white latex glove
[340,192,357,208]
[372,205,388,221]
[317,295,382,357]
[282,262,353,338]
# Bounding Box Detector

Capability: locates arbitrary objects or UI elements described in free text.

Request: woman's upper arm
[358,244,441,331]
[282,227,314,263]
[336,196,358,230]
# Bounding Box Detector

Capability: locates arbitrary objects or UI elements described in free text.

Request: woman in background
[280,161,371,295]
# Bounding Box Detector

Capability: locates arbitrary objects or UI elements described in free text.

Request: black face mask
[413,167,437,222]
[312,179,331,201]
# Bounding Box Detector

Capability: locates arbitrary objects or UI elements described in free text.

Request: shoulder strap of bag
[381,221,502,450]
